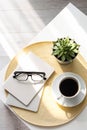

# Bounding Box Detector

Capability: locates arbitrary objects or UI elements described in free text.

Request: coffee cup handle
[57,95,62,100]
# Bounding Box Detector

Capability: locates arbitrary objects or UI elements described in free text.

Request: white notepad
[4,52,54,108]
[6,88,43,112]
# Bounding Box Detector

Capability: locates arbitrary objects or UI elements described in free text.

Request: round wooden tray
[5,41,87,127]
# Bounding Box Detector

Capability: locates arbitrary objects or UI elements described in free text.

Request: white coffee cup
[58,77,80,100]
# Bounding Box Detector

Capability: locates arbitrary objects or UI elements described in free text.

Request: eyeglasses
[13,71,46,84]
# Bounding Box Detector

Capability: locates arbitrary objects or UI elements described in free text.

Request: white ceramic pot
[57,58,73,65]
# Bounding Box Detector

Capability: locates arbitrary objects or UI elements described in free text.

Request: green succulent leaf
[73,49,79,53]
[52,50,60,55]
[58,51,63,58]
[69,52,75,57]
[66,55,72,61]
[53,46,58,50]
[61,55,66,61]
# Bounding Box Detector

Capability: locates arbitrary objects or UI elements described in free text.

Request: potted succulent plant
[52,37,80,64]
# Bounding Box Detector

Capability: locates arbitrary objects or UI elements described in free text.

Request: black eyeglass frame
[13,71,47,81]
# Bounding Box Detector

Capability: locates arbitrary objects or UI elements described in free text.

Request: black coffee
[59,78,78,97]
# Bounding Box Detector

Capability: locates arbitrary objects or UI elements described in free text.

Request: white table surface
[0,3,87,130]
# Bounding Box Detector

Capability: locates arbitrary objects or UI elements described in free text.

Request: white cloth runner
[0,100,30,130]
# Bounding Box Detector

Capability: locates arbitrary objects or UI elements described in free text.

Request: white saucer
[52,72,87,107]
